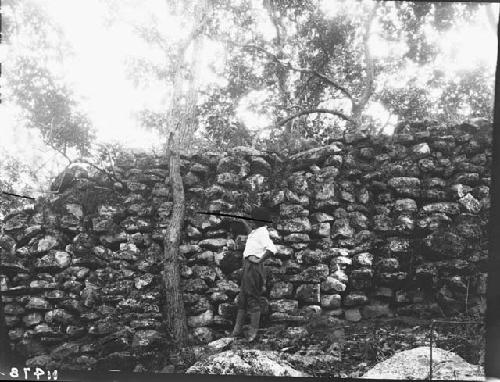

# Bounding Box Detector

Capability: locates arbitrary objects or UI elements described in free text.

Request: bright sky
[43,0,167,149]
[2,0,498,152]
[41,0,238,149]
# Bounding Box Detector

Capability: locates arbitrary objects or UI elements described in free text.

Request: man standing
[231,207,277,342]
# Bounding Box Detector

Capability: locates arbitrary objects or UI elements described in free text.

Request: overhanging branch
[277,108,353,127]
[231,42,353,101]
[238,43,281,64]
[68,158,125,187]
[285,63,353,101]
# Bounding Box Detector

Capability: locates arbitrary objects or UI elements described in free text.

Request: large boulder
[362,347,483,380]
[187,349,308,376]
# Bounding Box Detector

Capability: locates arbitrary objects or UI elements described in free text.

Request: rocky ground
[363,346,483,380]
[182,315,484,378]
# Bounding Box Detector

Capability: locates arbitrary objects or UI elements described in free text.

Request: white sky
[44,0,166,149]
[40,0,237,149]
[2,0,498,151]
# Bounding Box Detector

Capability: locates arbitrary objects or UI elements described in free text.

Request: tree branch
[132,25,170,51]
[48,142,72,165]
[231,42,353,102]
[285,63,353,101]
[357,1,380,110]
[65,158,125,188]
[238,43,281,64]
[262,1,289,113]
[176,5,210,60]
[32,150,60,174]
[262,0,283,48]
[164,0,210,149]
[104,146,120,184]
[277,108,353,127]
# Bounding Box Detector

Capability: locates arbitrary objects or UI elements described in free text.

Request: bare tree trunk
[163,132,189,348]
[350,1,380,132]
[162,0,209,350]
[263,0,293,143]
[162,55,190,347]
[263,0,288,111]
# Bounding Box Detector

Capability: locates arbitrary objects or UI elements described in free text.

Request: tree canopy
[1,0,97,216]
[198,1,495,149]
[0,0,496,187]
[4,0,95,158]
[39,0,492,153]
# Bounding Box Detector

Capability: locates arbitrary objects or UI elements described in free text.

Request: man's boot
[231,309,246,337]
[247,311,261,342]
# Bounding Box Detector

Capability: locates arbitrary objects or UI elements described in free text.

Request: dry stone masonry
[0,123,491,371]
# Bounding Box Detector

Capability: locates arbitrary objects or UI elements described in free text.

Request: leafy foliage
[108,0,494,152]
[438,66,494,123]
[378,83,435,122]
[0,151,35,219]
[8,57,94,156]
[4,0,94,158]
[203,1,494,148]
[378,65,494,124]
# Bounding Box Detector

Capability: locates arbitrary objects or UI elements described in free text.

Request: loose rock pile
[0,122,491,371]
[362,346,484,380]
[187,349,308,376]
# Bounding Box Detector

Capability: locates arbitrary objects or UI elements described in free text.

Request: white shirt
[243,227,278,259]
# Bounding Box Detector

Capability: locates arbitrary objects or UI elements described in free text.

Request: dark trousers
[237,258,266,313]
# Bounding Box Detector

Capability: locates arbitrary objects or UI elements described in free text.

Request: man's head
[252,207,272,227]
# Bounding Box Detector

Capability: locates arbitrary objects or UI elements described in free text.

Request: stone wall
[0,124,491,371]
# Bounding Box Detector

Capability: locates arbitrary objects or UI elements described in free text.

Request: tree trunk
[162,56,189,348]
[163,137,189,348]
[349,1,380,133]
[161,0,209,351]
[350,103,363,130]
